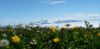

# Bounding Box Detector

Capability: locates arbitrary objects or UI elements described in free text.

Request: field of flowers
[0,21,100,49]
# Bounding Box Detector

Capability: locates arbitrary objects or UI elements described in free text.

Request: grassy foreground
[0,21,100,49]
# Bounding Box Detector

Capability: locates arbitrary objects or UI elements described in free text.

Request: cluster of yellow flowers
[11,35,20,43]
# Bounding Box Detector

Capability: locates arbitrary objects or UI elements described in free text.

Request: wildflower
[2,34,7,37]
[11,35,20,43]
[30,39,37,48]
[0,39,9,47]
[61,26,66,31]
[97,33,100,36]
[52,37,60,43]
[50,26,56,32]
[30,39,37,45]
[33,39,37,44]
[19,34,22,37]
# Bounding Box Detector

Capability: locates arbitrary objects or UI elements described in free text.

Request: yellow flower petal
[53,38,60,43]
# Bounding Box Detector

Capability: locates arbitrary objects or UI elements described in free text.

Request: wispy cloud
[64,13,100,21]
[37,20,50,24]
[49,0,66,4]
[54,20,82,24]
[32,20,50,25]
[42,0,66,4]
[32,19,82,25]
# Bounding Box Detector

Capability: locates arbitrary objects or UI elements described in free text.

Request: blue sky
[0,0,100,27]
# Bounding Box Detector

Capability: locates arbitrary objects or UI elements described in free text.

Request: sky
[0,0,100,27]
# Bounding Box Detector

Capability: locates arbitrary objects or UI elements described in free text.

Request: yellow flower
[53,38,60,43]
[50,26,56,32]
[11,35,20,43]
[97,33,100,36]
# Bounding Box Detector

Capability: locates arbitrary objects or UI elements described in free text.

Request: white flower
[30,41,33,44]
[0,39,9,47]
[2,34,7,37]
[30,39,37,45]
[32,39,35,42]
[37,31,40,32]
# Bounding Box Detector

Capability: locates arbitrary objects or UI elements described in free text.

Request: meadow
[0,21,100,49]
